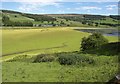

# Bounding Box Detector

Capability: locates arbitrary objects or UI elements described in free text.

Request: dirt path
[1,42,67,57]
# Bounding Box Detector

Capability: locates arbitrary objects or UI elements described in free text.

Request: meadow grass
[4,13,34,22]
[2,28,90,55]
[2,54,118,82]
[2,27,118,56]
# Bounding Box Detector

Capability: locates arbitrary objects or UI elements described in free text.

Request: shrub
[81,33,108,51]
[58,54,75,65]
[33,54,55,63]
[40,55,55,62]
[58,53,95,65]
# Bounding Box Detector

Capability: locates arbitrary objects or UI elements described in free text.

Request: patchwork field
[1,27,119,82]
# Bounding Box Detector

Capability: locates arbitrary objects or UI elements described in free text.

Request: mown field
[1,27,119,82]
[2,28,88,55]
[2,27,118,55]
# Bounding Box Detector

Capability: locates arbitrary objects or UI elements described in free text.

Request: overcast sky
[1,0,119,15]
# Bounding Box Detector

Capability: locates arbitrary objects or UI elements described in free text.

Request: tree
[82,21,86,24]
[60,21,64,25]
[2,15,10,26]
[14,15,17,17]
[81,33,108,51]
[88,22,93,26]
[95,22,99,26]
[51,21,54,24]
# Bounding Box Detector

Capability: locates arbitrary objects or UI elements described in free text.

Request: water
[104,32,120,36]
[74,29,119,37]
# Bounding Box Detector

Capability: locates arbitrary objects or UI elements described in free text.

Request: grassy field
[2,28,89,55]
[2,53,118,82]
[4,13,34,22]
[2,27,118,55]
[2,27,119,82]
[94,17,118,24]
[2,58,118,82]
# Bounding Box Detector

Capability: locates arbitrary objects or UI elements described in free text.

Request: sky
[1,0,119,15]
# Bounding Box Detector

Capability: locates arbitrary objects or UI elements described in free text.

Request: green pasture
[4,13,34,22]
[2,27,118,59]
[2,54,118,82]
[94,17,118,24]
[2,28,89,55]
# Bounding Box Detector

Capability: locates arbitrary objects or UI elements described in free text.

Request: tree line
[22,14,56,22]
[2,15,67,27]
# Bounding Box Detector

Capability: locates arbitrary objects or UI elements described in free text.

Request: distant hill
[1,10,120,28]
[1,10,22,14]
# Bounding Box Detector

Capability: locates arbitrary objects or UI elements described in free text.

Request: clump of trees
[109,15,120,20]
[22,14,56,22]
[81,33,108,51]
[59,16,83,22]
[83,15,106,20]
[59,15,106,22]
[2,15,10,26]
[100,23,120,27]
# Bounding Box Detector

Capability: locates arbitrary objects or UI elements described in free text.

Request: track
[1,42,67,57]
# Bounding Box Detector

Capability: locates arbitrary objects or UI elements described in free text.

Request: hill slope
[1,10,120,28]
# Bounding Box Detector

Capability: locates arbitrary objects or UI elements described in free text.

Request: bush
[33,54,55,63]
[41,55,55,62]
[81,33,108,51]
[58,54,75,65]
[58,53,95,65]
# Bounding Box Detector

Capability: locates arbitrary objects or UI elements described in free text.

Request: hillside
[1,10,120,28]
[83,42,120,56]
